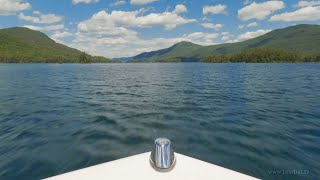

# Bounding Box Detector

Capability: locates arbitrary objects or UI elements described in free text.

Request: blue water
[0,63,319,179]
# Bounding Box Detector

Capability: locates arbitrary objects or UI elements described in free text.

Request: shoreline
[1,62,320,64]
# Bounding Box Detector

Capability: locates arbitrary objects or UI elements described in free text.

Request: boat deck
[45,152,258,180]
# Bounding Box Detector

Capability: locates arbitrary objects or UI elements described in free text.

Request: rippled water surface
[0,63,319,179]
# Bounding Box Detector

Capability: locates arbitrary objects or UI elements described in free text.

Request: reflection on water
[0,63,319,179]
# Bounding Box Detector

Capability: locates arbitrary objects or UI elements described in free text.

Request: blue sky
[0,0,320,58]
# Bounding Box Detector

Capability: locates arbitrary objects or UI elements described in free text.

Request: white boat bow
[45,152,258,180]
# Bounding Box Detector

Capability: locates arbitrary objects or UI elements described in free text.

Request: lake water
[0,63,319,179]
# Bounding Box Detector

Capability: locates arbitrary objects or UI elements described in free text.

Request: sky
[0,0,320,58]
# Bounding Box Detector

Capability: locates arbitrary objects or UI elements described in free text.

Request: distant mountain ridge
[134,41,202,60]
[129,24,320,62]
[112,57,133,62]
[0,27,111,63]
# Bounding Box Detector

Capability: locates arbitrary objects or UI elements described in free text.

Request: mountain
[133,41,202,62]
[0,27,111,63]
[112,57,133,62]
[131,24,320,62]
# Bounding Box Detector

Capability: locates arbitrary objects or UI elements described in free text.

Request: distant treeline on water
[0,52,114,63]
[1,48,319,63]
[201,48,320,63]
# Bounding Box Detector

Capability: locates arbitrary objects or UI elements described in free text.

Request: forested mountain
[129,24,320,62]
[0,27,111,63]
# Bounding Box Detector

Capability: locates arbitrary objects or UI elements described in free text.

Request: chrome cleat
[150,138,176,171]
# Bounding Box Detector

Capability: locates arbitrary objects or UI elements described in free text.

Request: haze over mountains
[123,24,320,62]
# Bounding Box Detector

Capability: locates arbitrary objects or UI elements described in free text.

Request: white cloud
[51,3,220,58]
[222,36,230,41]
[130,0,157,5]
[51,31,73,39]
[78,6,195,31]
[18,12,64,24]
[247,22,258,27]
[220,32,234,42]
[270,6,320,21]
[0,0,31,16]
[238,1,285,21]
[201,23,223,30]
[51,31,73,43]
[68,21,218,57]
[297,1,320,7]
[66,6,201,57]
[226,39,239,43]
[72,0,99,4]
[239,22,258,29]
[221,32,229,36]
[68,31,219,58]
[32,11,41,15]
[78,20,138,37]
[236,29,271,41]
[173,4,188,14]
[110,0,126,6]
[203,4,227,15]
[183,32,219,43]
[24,24,65,31]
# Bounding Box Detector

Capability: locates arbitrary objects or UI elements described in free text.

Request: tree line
[0,51,113,63]
[201,48,320,63]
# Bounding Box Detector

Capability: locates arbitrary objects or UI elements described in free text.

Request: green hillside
[0,27,111,63]
[131,24,320,62]
[133,41,202,62]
